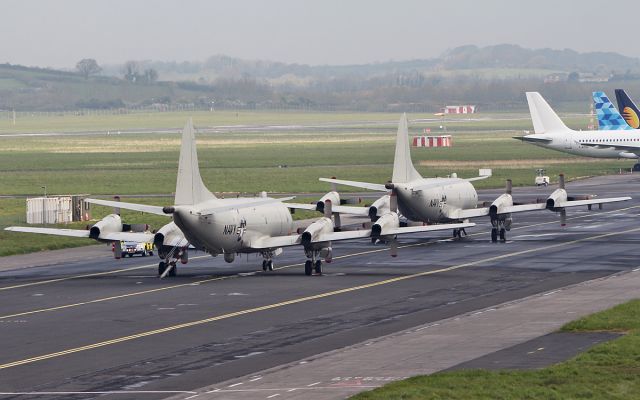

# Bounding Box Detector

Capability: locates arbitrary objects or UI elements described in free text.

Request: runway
[0,174,639,399]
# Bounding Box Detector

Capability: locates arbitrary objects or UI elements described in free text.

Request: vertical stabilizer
[525,92,570,134]
[392,113,423,183]
[615,89,640,129]
[174,119,217,206]
[593,91,633,130]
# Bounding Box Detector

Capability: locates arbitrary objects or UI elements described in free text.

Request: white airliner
[518,92,640,160]
[320,114,631,242]
[6,119,473,277]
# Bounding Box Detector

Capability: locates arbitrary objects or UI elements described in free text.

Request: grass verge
[351,299,640,400]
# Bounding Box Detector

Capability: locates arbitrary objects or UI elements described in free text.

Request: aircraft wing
[446,204,548,219]
[556,197,631,208]
[447,207,490,219]
[447,196,630,220]
[285,202,370,216]
[85,199,167,216]
[284,203,317,211]
[249,234,302,249]
[331,205,370,216]
[249,222,475,250]
[381,222,475,236]
[319,178,388,192]
[4,226,154,242]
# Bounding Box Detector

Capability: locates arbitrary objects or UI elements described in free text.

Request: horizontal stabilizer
[514,135,553,144]
[319,177,388,192]
[86,199,166,216]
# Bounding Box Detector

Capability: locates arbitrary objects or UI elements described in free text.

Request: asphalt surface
[447,331,622,371]
[0,174,639,399]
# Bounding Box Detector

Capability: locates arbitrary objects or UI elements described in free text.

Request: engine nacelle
[154,222,183,258]
[316,191,340,213]
[371,212,400,238]
[89,214,123,240]
[301,217,334,247]
[223,252,235,263]
[369,195,390,222]
[546,189,568,210]
[489,193,513,219]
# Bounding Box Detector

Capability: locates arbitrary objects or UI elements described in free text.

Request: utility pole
[12,109,16,126]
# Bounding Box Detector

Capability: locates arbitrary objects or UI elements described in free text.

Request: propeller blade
[390,238,398,257]
[560,209,567,226]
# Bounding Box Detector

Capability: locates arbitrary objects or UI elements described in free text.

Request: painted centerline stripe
[1,226,637,371]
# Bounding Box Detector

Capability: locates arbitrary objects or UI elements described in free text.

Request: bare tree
[122,61,140,83]
[76,58,102,79]
[143,68,158,84]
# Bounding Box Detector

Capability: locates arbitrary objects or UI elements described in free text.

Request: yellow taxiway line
[1,226,638,371]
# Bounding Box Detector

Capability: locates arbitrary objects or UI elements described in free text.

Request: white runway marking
[0,391,197,395]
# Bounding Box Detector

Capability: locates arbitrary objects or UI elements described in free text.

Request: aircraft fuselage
[173,198,293,255]
[525,130,640,159]
[394,178,478,223]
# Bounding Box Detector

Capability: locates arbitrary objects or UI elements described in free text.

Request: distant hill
[4,44,640,112]
[101,44,640,83]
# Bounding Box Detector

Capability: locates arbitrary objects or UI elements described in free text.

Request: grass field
[0,110,632,256]
[351,299,640,400]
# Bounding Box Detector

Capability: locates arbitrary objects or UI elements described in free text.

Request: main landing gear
[158,245,185,278]
[453,228,467,239]
[262,259,274,271]
[490,227,507,243]
[261,250,276,272]
[304,250,323,276]
[158,261,177,277]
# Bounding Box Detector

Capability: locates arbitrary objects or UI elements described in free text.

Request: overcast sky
[2,0,638,68]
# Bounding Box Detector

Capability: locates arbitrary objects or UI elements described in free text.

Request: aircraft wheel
[142,252,147,257]
[158,261,166,276]
[262,260,268,271]
[499,228,506,242]
[267,260,274,271]
[169,263,177,277]
[304,260,313,276]
[314,260,322,275]
[491,228,498,243]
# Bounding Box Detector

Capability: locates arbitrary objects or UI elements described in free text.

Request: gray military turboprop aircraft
[320,114,631,242]
[7,119,473,277]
